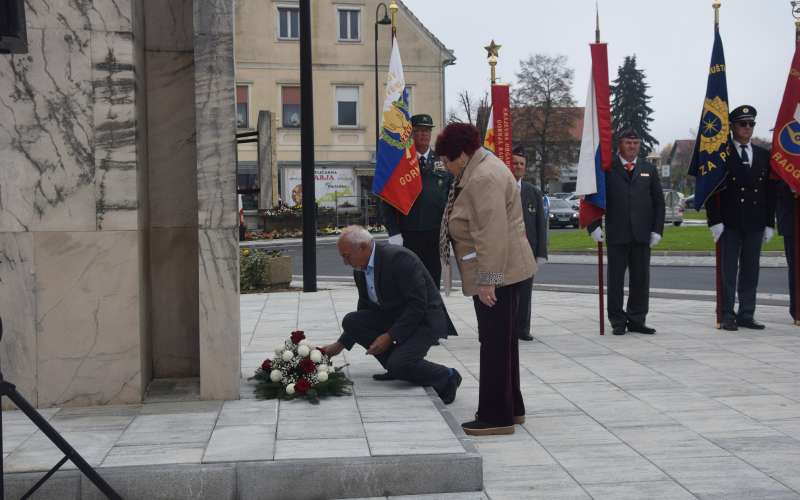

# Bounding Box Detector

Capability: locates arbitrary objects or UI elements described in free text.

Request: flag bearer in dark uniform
[707,105,777,331]
[587,129,665,336]
[512,147,547,341]
[382,113,453,287]
[776,180,797,322]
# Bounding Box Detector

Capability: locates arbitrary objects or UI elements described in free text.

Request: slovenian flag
[576,43,613,228]
[372,37,421,215]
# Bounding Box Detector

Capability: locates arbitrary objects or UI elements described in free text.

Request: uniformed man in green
[381,113,452,287]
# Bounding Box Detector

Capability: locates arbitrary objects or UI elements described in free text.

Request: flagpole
[713,0,723,329]
[793,2,800,324]
[595,2,605,335]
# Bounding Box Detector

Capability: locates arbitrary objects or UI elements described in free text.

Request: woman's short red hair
[435,123,481,161]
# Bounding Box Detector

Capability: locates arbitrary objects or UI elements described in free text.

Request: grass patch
[682,209,707,221]
[549,225,784,252]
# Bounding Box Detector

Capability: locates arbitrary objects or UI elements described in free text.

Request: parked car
[682,194,695,210]
[551,192,572,200]
[663,189,684,226]
[565,193,581,210]
[547,197,579,228]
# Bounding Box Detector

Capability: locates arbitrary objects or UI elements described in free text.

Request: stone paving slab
[8,286,800,499]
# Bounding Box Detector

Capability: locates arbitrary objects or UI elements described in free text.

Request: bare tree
[512,54,577,190]
[448,90,491,140]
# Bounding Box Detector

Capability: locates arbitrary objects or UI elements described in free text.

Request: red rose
[295,378,311,393]
[261,359,272,371]
[290,330,306,344]
[299,358,316,374]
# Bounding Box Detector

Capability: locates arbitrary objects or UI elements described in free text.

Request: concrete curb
[3,454,483,500]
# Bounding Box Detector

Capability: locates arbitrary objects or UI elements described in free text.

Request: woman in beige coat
[436,123,535,436]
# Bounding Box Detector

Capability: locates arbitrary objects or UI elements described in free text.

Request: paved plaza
[4,285,800,498]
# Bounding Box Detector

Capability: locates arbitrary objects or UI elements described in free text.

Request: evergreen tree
[610,55,658,158]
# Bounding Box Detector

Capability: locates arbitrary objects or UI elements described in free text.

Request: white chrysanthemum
[317,364,328,373]
[281,350,294,362]
[285,383,295,395]
[310,349,323,363]
[274,345,285,355]
[317,371,329,382]
[298,339,311,346]
[297,345,311,357]
[269,369,282,382]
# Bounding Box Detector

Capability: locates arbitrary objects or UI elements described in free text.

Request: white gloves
[590,227,604,243]
[536,257,547,266]
[710,223,724,243]
[764,227,775,245]
[649,232,662,248]
[387,234,404,246]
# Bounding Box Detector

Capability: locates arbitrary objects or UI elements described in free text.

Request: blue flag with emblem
[688,24,730,211]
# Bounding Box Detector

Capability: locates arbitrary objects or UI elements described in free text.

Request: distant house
[664,139,696,193]
[234,0,455,213]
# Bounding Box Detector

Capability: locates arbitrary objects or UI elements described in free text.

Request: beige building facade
[234,0,454,212]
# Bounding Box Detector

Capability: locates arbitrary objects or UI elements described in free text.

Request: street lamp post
[374,4,392,148]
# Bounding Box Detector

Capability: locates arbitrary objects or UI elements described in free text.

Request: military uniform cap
[619,128,640,139]
[411,114,435,128]
[730,105,757,122]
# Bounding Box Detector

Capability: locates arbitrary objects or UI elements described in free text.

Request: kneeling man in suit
[322,225,462,404]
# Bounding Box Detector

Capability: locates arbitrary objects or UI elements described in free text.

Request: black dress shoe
[461,419,515,436]
[612,326,626,335]
[372,372,395,381]
[737,318,765,330]
[721,320,738,331]
[519,333,534,341]
[627,323,656,334]
[438,369,462,404]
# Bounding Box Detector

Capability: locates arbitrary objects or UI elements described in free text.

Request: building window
[336,86,359,127]
[337,8,360,42]
[282,86,301,128]
[236,85,250,128]
[0,0,28,54]
[277,7,300,40]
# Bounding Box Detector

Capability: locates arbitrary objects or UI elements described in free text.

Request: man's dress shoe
[737,318,765,330]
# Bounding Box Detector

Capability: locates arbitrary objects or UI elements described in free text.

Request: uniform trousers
[403,229,442,287]
[339,309,450,392]
[720,229,764,322]
[784,232,797,321]
[607,242,651,329]
[473,281,525,426]
[515,276,534,338]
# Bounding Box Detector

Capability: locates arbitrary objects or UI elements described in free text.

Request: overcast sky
[402,0,797,150]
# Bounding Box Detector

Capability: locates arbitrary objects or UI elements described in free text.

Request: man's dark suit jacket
[520,181,548,259]
[706,144,776,232]
[354,243,456,344]
[589,157,665,245]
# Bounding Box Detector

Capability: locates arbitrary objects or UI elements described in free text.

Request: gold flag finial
[485,40,501,84]
[389,1,398,36]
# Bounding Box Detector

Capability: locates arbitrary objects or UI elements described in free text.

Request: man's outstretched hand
[321,341,345,358]
[366,333,393,356]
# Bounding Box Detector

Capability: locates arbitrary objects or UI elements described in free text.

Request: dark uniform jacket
[353,243,457,344]
[382,151,452,235]
[520,181,548,259]
[706,144,776,232]
[777,180,795,237]
[589,157,665,245]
